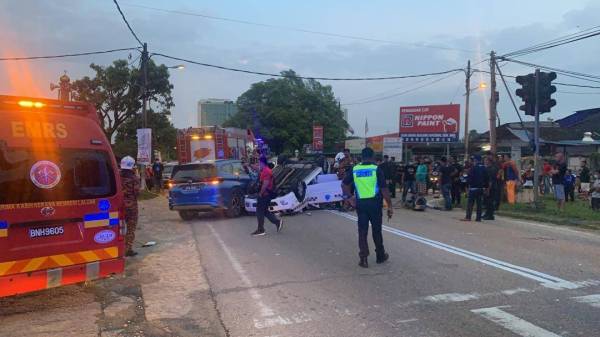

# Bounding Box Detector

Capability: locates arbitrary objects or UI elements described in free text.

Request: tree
[113,109,177,161]
[224,70,348,154]
[71,59,174,141]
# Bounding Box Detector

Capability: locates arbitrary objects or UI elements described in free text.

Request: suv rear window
[171,164,217,183]
[0,146,116,204]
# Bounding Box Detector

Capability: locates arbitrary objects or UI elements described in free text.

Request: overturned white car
[244,162,344,214]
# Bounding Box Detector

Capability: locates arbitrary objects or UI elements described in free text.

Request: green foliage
[113,110,177,161]
[71,59,174,141]
[224,70,348,154]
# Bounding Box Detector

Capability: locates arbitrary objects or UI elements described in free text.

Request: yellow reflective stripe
[109,211,119,218]
[0,261,16,276]
[0,229,7,237]
[49,254,73,267]
[84,219,109,228]
[79,250,100,262]
[104,247,118,258]
[21,257,47,273]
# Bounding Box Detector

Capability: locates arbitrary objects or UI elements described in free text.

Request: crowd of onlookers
[333,149,600,219]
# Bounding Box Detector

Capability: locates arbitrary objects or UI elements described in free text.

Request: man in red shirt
[252,157,283,236]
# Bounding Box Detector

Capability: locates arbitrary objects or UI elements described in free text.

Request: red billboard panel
[399,104,460,143]
[312,125,324,151]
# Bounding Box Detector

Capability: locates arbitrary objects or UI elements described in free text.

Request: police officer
[120,156,141,257]
[342,147,393,268]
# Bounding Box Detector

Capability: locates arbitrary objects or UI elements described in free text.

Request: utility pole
[533,68,541,208]
[140,42,149,190]
[464,60,471,161]
[489,51,498,154]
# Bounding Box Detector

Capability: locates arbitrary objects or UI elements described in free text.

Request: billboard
[136,128,152,165]
[383,137,403,160]
[399,104,460,143]
[312,125,324,152]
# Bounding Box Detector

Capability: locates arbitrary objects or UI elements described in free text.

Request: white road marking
[208,224,274,317]
[329,211,576,289]
[501,288,531,295]
[572,294,600,308]
[472,306,562,337]
[253,313,312,329]
[424,292,480,303]
[397,318,419,324]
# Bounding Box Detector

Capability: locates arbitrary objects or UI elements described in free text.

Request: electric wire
[342,71,462,106]
[123,2,476,53]
[502,58,600,84]
[0,47,140,61]
[494,58,531,141]
[113,0,144,46]
[152,52,463,81]
[501,25,600,58]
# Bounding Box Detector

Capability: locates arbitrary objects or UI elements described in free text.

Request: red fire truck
[176,126,255,164]
[0,95,125,297]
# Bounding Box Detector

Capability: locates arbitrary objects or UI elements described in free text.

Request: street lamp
[464,59,488,160]
[167,64,185,70]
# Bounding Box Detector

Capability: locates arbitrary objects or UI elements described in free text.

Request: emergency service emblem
[30,160,61,189]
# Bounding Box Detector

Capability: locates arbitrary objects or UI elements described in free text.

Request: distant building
[197,99,238,127]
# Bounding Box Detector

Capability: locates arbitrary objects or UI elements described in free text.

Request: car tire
[293,181,307,202]
[179,210,197,221]
[226,189,243,218]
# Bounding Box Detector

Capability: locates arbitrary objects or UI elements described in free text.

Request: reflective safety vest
[353,164,379,199]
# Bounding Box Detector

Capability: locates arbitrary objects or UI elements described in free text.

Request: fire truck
[176,126,256,163]
[0,95,125,297]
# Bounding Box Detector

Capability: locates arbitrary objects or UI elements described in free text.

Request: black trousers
[387,180,396,198]
[565,185,575,202]
[466,188,484,221]
[256,196,279,231]
[451,182,462,205]
[357,199,385,258]
[484,187,496,219]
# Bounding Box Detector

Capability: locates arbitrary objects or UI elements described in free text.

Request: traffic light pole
[489,52,498,154]
[533,68,541,208]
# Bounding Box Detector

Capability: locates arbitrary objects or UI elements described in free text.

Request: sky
[1,0,599,138]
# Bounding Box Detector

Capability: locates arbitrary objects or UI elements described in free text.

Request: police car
[244,162,344,214]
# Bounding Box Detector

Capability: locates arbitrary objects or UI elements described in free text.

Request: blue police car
[168,160,253,220]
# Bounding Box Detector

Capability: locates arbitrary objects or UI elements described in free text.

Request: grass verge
[497,197,600,230]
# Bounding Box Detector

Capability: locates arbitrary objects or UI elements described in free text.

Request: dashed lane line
[471,306,562,337]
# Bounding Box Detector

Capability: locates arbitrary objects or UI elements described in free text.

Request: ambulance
[0,95,125,297]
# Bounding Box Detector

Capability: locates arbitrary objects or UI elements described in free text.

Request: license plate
[182,184,203,190]
[29,226,65,238]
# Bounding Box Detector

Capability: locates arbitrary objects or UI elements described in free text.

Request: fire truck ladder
[215,129,225,159]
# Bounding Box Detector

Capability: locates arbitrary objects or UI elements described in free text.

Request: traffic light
[515,74,535,116]
[538,71,557,113]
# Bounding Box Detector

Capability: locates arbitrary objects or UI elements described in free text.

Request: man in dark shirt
[380,155,396,198]
[462,155,489,222]
[402,162,416,202]
[580,161,591,197]
[551,152,568,211]
[343,147,392,268]
[439,156,455,210]
[483,155,499,220]
[450,156,463,207]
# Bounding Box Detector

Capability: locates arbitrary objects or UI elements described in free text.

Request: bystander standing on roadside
[251,157,283,236]
[396,160,405,198]
[503,154,519,204]
[380,155,396,199]
[564,169,576,202]
[542,159,553,195]
[462,155,489,222]
[551,152,568,211]
[579,161,591,198]
[439,156,455,211]
[402,161,416,202]
[152,158,164,193]
[416,157,428,196]
[483,155,499,220]
[591,170,600,211]
[450,156,463,207]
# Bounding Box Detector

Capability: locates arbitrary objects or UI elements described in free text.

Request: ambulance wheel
[293,181,307,202]
[226,190,244,218]
[179,210,197,221]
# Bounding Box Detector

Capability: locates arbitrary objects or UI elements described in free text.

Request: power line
[152,52,463,81]
[502,58,600,84]
[0,47,140,61]
[557,90,600,95]
[123,2,476,54]
[342,71,461,105]
[501,25,600,58]
[474,68,600,89]
[113,0,144,46]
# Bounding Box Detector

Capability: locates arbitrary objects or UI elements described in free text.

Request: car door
[232,161,251,191]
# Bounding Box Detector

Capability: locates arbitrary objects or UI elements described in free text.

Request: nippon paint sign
[383,137,403,159]
[399,104,460,143]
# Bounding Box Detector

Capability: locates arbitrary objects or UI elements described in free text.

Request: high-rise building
[197,99,238,126]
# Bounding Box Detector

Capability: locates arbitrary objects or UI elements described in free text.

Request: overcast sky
[1,0,599,137]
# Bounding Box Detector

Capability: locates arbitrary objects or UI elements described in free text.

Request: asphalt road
[193,205,600,337]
